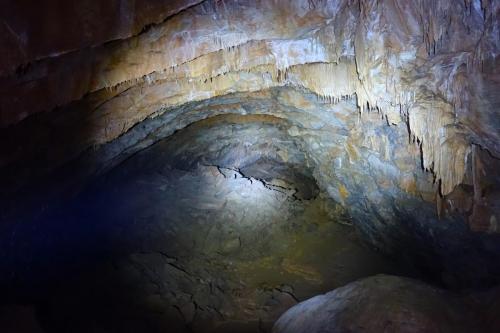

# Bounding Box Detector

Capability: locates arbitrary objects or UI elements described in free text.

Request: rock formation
[273,275,500,333]
[0,0,499,332]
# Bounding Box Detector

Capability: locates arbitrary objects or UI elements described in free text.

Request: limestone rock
[2,0,498,200]
[273,275,475,333]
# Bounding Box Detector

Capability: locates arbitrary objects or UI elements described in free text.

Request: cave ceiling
[1,2,500,331]
[0,0,499,291]
[1,0,499,229]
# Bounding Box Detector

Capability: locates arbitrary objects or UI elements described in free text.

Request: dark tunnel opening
[1,113,411,332]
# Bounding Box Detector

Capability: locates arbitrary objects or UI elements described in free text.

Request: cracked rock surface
[4,88,499,290]
[1,1,500,332]
[4,119,406,332]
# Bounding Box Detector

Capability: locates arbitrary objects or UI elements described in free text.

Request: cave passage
[1,1,500,332]
[1,112,411,333]
[1,85,500,333]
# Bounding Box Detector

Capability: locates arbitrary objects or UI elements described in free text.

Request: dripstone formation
[1,1,499,332]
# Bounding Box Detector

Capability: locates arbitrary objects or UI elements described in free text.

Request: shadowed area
[1,1,500,332]
[2,114,409,332]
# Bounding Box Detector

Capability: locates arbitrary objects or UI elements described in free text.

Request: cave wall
[2,87,499,288]
[0,0,204,76]
[1,0,500,288]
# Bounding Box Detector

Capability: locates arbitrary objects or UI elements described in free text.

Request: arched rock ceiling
[1,83,500,287]
[0,1,499,228]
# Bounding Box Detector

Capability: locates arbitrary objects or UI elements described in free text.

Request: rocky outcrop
[0,113,409,332]
[2,0,499,200]
[1,3,500,330]
[273,275,498,333]
[0,0,499,290]
[2,87,499,290]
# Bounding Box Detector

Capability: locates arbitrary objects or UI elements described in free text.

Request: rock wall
[1,0,500,287]
[2,0,498,200]
[2,87,499,289]
[0,0,204,76]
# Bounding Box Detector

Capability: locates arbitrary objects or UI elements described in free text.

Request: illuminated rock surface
[0,0,499,332]
[273,275,499,333]
[2,0,499,231]
[2,109,410,332]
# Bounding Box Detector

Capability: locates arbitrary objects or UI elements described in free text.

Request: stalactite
[286,61,358,103]
[3,0,496,203]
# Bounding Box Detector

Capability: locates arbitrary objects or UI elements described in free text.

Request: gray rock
[273,275,473,333]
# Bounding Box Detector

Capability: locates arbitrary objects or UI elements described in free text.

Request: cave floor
[1,133,409,333]
[35,168,405,332]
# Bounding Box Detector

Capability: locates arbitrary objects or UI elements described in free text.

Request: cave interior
[0,1,500,332]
